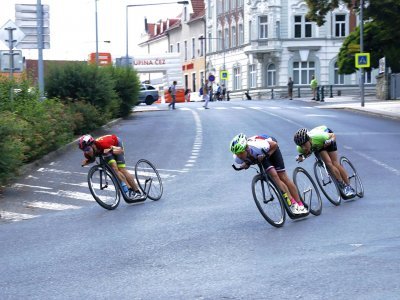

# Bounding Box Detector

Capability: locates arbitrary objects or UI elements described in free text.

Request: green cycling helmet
[230,133,247,154]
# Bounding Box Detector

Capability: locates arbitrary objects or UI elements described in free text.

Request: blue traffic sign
[208,74,215,82]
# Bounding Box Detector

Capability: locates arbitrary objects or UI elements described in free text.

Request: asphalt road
[1,99,399,299]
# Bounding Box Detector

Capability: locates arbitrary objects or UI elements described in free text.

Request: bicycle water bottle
[120,181,129,195]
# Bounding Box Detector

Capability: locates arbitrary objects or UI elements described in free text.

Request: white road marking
[214,107,228,109]
[0,211,37,221]
[34,190,94,201]
[25,201,81,210]
[232,107,246,109]
[344,146,400,176]
[37,168,86,175]
[12,183,52,190]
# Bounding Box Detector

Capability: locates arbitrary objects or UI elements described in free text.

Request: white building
[138,0,377,99]
[205,0,376,99]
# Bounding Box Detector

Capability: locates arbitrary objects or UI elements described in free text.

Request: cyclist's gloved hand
[240,162,250,170]
[257,154,266,162]
[324,139,333,147]
[296,155,305,162]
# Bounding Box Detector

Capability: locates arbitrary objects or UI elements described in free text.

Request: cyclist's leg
[328,151,350,185]
[267,146,301,204]
[277,170,301,203]
[319,150,344,183]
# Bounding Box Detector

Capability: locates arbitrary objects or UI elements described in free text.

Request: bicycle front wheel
[293,167,322,216]
[251,175,285,227]
[135,159,163,201]
[313,161,342,206]
[88,165,121,210]
[340,156,364,198]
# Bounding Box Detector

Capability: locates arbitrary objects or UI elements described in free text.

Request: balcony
[243,38,283,60]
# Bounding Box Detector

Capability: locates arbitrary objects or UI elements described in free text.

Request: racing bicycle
[311,152,364,206]
[86,156,163,210]
[232,162,321,227]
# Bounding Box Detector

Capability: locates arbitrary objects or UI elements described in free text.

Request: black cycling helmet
[294,128,309,146]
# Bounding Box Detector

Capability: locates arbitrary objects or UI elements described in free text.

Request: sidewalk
[304,95,400,120]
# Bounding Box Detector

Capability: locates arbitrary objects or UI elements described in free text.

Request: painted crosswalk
[1,166,188,223]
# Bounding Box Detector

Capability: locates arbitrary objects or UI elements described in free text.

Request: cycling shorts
[262,137,285,173]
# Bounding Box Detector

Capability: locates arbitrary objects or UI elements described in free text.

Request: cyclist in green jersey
[293,126,355,198]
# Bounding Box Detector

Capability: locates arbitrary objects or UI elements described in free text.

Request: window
[192,38,195,59]
[259,16,268,39]
[192,73,196,93]
[208,32,213,52]
[249,64,257,88]
[184,6,187,22]
[293,61,315,85]
[267,64,276,87]
[231,26,237,47]
[208,0,213,18]
[224,0,229,13]
[199,36,204,56]
[217,30,223,51]
[334,62,344,85]
[200,71,205,87]
[249,21,252,41]
[238,24,244,45]
[294,15,313,38]
[335,14,346,37]
[177,42,180,53]
[224,28,229,49]
[238,0,244,8]
[276,21,280,39]
[184,40,188,61]
[185,74,188,90]
[233,66,242,90]
[170,44,173,53]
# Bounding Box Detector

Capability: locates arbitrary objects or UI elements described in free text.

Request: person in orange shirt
[78,134,142,199]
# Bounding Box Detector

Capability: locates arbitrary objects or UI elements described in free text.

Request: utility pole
[360,0,365,107]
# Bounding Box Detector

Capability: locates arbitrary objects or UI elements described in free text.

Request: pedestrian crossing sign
[355,53,370,68]
[220,70,229,80]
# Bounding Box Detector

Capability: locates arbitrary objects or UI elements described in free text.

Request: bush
[0,112,26,186]
[66,100,107,135]
[105,66,140,117]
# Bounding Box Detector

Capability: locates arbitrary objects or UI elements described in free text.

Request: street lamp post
[125,1,189,66]
[95,0,99,66]
[360,0,365,107]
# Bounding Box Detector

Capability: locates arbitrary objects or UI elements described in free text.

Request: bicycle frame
[95,156,152,203]
[233,162,307,219]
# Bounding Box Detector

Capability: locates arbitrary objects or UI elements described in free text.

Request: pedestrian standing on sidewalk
[168,81,177,110]
[287,77,294,100]
[203,80,210,109]
[310,75,318,100]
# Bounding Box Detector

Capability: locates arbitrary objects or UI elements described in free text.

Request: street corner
[132,104,169,112]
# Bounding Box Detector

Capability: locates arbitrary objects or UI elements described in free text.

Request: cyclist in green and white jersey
[293,126,355,198]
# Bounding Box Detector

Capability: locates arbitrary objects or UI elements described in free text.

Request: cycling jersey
[234,134,286,172]
[296,125,336,154]
[95,134,119,152]
[95,135,126,167]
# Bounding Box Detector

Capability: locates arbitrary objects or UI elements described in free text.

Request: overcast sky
[0,0,182,61]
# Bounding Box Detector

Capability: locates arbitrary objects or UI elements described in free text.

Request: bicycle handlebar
[232,164,244,171]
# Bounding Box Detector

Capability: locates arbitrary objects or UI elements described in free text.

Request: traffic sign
[348,44,360,53]
[220,70,229,80]
[0,19,26,49]
[208,74,215,82]
[355,53,370,68]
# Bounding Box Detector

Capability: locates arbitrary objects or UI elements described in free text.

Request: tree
[306,0,400,72]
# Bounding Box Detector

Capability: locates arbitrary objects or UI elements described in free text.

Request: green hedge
[0,63,141,188]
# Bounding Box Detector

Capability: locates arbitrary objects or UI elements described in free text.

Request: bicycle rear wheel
[313,161,342,206]
[88,165,121,210]
[251,174,285,227]
[340,156,364,198]
[293,167,322,216]
[135,159,163,201]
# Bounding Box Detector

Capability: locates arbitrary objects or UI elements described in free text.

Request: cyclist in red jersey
[78,134,142,199]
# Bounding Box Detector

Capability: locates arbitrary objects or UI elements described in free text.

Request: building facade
[138,0,377,99]
[205,0,377,99]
